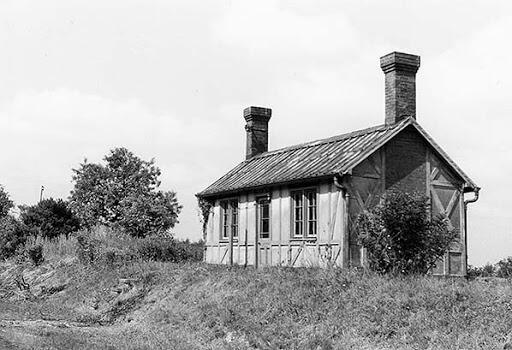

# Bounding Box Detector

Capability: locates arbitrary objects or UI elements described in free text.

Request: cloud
[0,89,239,240]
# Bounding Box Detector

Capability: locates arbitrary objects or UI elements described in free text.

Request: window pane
[221,201,229,238]
[262,203,269,218]
[307,191,316,205]
[308,207,315,220]
[262,219,269,233]
[295,222,302,236]
[309,221,316,236]
[295,207,302,221]
[294,193,303,206]
[231,200,238,238]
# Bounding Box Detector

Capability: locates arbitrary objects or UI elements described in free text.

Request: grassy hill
[0,236,511,349]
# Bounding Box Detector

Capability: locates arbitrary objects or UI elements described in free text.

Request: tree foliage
[0,186,29,259]
[69,148,182,237]
[0,216,27,258]
[355,190,456,274]
[0,185,14,218]
[469,257,512,279]
[19,198,80,239]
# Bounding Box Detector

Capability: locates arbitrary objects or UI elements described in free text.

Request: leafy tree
[355,190,456,274]
[0,185,14,218]
[19,198,80,239]
[69,147,182,237]
[0,186,29,259]
[0,215,29,259]
[496,257,512,278]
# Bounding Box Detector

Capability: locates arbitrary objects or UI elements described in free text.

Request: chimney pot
[380,52,420,124]
[244,106,272,159]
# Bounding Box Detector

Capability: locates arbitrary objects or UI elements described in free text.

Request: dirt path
[0,319,116,350]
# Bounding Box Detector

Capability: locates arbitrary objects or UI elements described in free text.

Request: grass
[0,234,511,349]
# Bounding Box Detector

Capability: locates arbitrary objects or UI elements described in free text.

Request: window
[220,199,238,240]
[291,189,317,237]
[257,197,270,239]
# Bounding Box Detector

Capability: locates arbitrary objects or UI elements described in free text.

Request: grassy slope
[1,257,512,350]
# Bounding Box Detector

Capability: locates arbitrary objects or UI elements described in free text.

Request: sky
[0,1,511,266]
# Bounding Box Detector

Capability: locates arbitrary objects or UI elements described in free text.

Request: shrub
[355,190,457,274]
[467,263,496,278]
[74,227,203,266]
[495,257,512,278]
[19,198,80,239]
[26,244,44,266]
[136,237,203,263]
[76,233,100,265]
[69,148,182,237]
[0,215,30,259]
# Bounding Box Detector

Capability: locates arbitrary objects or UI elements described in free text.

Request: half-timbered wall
[204,182,347,268]
[347,149,385,267]
[427,150,465,276]
[204,127,467,276]
[345,127,466,275]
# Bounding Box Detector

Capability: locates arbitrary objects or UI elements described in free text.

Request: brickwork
[385,126,427,192]
[244,106,272,159]
[380,52,420,124]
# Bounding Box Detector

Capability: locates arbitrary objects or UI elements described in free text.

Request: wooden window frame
[291,188,318,239]
[256,195,271,240]
[219,198,239,241]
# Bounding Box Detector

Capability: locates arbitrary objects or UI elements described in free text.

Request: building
[196,52,480,276]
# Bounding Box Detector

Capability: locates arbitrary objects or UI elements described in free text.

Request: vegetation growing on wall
[197,197,212,240]
[356,190,456,274]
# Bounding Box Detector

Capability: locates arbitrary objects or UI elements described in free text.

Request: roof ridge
[247,119,406,161]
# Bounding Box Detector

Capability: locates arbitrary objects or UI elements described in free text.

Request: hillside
[1,249,511,350]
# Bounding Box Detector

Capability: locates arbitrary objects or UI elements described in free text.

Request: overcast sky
[1,1,511,265]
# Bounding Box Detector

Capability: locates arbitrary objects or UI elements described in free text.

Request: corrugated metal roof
[197,118,478,197]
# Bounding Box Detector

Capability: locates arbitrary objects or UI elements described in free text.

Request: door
[255,196,271,267]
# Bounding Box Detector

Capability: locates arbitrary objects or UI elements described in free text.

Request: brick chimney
[380,52,420,124]
[244,106,272,159]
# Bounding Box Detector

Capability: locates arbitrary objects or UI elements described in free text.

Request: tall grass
[25,234,76,261]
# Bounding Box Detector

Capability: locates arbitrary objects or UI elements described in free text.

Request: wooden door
[255,196,271,268]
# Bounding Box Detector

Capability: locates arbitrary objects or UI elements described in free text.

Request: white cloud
[0,89,239,241]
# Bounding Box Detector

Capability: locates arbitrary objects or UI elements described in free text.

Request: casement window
[257,197,270,239]
[220,199,238,240]
[291,189,317,237]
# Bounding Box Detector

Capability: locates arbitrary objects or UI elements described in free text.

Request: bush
[74,227,203,266]
[76,233,100,265]
[355,190,457,274]
[20,198,80,239]
[137,237,203,263]
[495,257,512,278]
[467,263,495,278]
[26,244,44,266]
[469,257,512,279]
[0,215,30,259]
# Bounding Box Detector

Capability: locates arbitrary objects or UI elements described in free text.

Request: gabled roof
[197,118,478,198]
